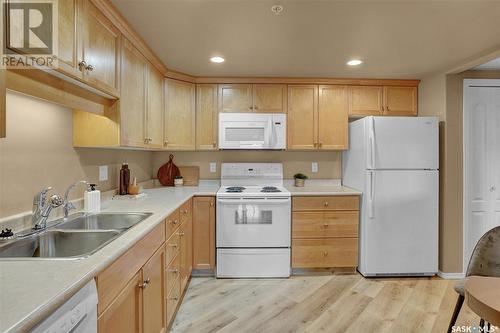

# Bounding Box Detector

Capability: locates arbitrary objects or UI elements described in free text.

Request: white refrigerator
[343,116,439,276]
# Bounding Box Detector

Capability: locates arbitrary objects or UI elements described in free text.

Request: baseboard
[437,271,465,279]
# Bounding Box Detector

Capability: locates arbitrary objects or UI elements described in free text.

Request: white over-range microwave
[218,113,286,150]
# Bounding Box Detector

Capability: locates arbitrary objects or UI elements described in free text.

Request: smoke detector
[271,5,284,15]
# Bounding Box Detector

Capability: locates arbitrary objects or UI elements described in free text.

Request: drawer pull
[168,268,179,274]
[323,223,329,227]
[182,209,188,214]
[323,251,329,257]
[170,219,178,225]
[168,296,179,301]
[324,202,329,207]
[169,243,178,248]
[138,278,151,289]
[179,231,185,237]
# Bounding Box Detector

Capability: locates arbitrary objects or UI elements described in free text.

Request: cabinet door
[196,84,218,150]
[81,1,121,97]
[349,86,383,117]
[218,84,253,113]
[253,84,287,113]
[192,197,215,270]
[142,247,166,333]
[287,85,318,150]
[120,38,147,147]
[318,85,349,150]
[98,272,143,333]
[55,0,81,79]
[147,64,164,148]
[383,86,417,116]
[165,79,196,150]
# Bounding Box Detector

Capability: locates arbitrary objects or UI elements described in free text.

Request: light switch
[210,162,217,173]
[312,162,318,173]
[99,165,108,181]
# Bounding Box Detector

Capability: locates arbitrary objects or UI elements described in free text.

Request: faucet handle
[33,186,53,207]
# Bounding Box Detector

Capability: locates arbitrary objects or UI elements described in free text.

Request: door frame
[462,79,500,273]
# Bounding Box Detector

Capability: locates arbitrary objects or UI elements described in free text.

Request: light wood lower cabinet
[192,197,216,270]
[292,196,360,269]
[97,221,166,333]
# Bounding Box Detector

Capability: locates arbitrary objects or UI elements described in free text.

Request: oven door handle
[217,198,291,204]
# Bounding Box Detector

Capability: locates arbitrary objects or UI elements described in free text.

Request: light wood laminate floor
[171,274,482,333]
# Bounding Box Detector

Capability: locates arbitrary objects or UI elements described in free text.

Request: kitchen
[1,1,500,333]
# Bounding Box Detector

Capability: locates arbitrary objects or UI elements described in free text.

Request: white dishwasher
[30,279,98,333]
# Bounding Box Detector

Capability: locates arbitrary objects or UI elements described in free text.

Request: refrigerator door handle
[368,171,375,219]
[368,117,375,169]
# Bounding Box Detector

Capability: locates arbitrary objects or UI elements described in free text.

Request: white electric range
[216,163,291,278]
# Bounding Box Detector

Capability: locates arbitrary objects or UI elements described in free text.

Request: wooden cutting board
[178,166,200,186]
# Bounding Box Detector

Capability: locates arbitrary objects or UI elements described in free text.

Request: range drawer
[166,209,180,239]
[165,230,180,265]
[292,238,358,268]
[166,276,181,326]
[166,254,180,295]
[292,211,359,238]
[292,196,359,212]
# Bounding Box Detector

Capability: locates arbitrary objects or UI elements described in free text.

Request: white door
[367,117,439,170]
[464,80,500,269]
[360,170,439,275]
[216,197,291,247]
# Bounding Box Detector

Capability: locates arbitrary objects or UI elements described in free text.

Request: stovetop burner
[261,186,282,193]
[226,186,246,193]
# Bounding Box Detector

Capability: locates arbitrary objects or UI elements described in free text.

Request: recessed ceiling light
[271,5,284,15]
[347,59,363,66]
[210,56,225,63]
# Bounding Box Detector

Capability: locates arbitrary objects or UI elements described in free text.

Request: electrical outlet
[312,162,318,173]
[210,162,217,173]
[99,165,108,181]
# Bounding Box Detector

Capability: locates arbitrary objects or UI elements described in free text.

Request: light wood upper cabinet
[196,84,218,150]
[56,0,81,79]
[218,84,253,113]
[119,38,147,147]
[165,79,196,150]
[287,85,318,150]
[383,86,417,116]
[318,85,349,150]
[142,247,166,333]
[81,1,121,97]
[98,272,143,333]
[193,197,216,270]
[146,64,164,148]
[349,86,383,117]
[253,84,287,113]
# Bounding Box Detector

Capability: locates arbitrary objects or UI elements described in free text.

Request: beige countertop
[0,181,360,333]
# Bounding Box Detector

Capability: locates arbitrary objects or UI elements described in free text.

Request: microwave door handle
[268,117,278,147]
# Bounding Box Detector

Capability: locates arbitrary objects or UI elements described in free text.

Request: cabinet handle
[168,296,179,301]
[182,209,188,214]
[169,243,178,248]
[212,142,217,148]
[138,278,150,289]
[210,202,214,207]
[323,223,329,227]
[170,219,178,225]
[164,140,169,146]
[249,106,253,110]
[179,231,185,237]
[386,106,390,112]
[322,251,328,257]
[319,142,323,148]
[86,64,94,72]
[78,61,88,72]
[254,106,258,110]
[168,268,179,274]
[324,202,329,207]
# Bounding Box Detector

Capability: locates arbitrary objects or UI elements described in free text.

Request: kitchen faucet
[63,181,90,218]
[32,187,64,230]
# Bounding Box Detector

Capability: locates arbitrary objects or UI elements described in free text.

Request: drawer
[165,231,180,265]
[179,199,192,225]
[166,209,180,239]
[97,221,165,315]
[292,211,359,238]
[292,238,358,268]
[292,196,359,212]
[166,276,181,326]
[166,254,180,294]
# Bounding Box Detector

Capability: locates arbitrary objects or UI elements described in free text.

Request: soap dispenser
[84,184,101,213]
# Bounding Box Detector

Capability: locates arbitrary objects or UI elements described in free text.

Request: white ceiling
[112,0,500,79]
[474,57,500,71]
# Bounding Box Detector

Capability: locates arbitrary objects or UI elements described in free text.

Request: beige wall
[0,91,152,218]
[152,151,342,180]
[419,70,500,273]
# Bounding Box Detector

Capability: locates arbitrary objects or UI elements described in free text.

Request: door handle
[368,171,375,219]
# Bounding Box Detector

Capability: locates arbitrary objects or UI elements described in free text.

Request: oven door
[216,197,291,248]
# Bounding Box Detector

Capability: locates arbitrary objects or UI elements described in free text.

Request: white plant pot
[174,178,184,187]
[294,178,305,187]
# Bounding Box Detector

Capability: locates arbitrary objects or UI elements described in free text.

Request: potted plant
[174,175,184,187]
[293,173,308,187]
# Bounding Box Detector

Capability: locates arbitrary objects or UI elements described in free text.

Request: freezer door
[360,170,438,275]
[369,117,439,170]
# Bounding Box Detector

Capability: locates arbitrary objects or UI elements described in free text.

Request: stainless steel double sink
[0,212,152,259]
